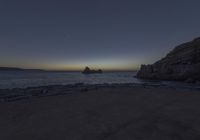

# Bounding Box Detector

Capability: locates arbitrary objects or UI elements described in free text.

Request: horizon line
[0,66,139,72]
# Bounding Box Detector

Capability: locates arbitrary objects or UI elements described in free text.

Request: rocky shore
[137,37,200,83]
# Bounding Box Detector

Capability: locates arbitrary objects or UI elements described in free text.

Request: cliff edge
[137,37,200,82]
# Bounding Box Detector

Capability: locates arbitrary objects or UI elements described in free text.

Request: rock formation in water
[137,37,200,82]
[82,66,103,74]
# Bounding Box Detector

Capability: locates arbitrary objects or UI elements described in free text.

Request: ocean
[0,71,199,89]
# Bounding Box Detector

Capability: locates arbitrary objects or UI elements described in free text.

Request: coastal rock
[82,66,103,74]
[137,37,200,81]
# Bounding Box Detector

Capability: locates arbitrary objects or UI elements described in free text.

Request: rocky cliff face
[137,37,200,82]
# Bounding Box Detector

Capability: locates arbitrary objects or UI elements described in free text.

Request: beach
[0,84,200,140]
[1,0,200,139]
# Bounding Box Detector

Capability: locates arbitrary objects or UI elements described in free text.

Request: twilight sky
[0,0,200,70]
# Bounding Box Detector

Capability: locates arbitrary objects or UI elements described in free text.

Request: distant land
[0,67,46,72]
[0,67,76,72]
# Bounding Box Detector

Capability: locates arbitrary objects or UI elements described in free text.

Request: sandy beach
[0,84,200,140]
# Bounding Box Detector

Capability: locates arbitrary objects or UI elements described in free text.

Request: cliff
[137,37,200,82]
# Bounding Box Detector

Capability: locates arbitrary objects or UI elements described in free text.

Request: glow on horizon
[41,60,140,71]
[1,0,200,72]
[1,59,140,71]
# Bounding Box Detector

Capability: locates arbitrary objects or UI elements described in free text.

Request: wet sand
[0,84,200,140]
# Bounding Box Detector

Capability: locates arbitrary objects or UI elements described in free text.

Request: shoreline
[1,83,200,102]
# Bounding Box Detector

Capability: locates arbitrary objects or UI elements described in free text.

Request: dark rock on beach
[137,37,200,82]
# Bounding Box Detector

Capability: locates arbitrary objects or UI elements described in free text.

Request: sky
[0,0,200,71]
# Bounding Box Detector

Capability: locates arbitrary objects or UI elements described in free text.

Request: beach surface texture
[0,84,200,140]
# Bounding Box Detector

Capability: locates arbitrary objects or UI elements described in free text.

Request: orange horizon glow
[0,58,141,71]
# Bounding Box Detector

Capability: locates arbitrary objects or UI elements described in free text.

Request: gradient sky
[0,0,200,70]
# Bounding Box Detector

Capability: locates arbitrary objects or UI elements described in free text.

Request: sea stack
[137,37,200,82]
[82,66,103,74]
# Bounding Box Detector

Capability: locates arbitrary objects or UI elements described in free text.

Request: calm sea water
[0,71,138,89]
[0,71,199,89]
